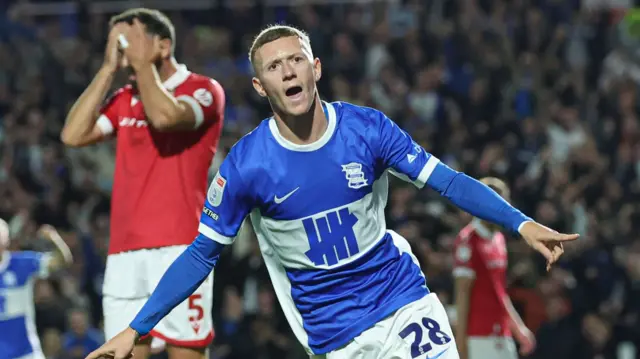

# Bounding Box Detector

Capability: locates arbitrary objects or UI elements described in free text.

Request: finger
[551,233,579,242]
[133,18,145,33]
[533,242,554,263]
[85,349,110,359]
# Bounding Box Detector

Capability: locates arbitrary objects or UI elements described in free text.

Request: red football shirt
[453,219,511,337]
[97,65,225,254]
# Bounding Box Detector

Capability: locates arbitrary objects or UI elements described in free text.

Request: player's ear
[252,77,267,98]
[313,58,322,82]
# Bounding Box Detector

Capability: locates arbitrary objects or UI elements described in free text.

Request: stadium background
[2,0,640,358]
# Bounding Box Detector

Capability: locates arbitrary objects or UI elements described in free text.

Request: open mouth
[285,86,303,97]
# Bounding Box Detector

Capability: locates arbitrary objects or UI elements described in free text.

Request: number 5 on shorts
[399,317,452,358]
[188,294,204,321]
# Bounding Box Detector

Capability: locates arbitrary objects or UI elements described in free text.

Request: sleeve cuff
[517,220,533,234]
[414,156,440,189]
[453,267,475,278]
[198,223,234,245]
[177,95,205,129]
[96,114,114,135]
[39,253,53,277]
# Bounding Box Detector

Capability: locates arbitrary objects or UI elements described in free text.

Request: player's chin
[283,98,312,116]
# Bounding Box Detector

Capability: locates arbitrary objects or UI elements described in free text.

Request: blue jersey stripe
[285,233,429,353]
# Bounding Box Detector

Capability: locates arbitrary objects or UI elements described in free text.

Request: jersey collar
[269,101,337,152]
[471,218,495,240]
[163,64,191,91]
[0,251,11,272]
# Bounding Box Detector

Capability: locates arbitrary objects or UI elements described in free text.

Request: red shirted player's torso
[454,219,511,337]
[104,67,224,254]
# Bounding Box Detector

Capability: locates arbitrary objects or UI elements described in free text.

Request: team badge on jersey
[207,173,226,207]
[3,271,17,286]
[193,88,213,107]
[456,244,472,263]
[341,162,368,189]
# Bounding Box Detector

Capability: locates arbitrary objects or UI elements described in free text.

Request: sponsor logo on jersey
[207,172,226,207]
[341,162,368,189]
[118,117,148,128]
[202,207,219,220]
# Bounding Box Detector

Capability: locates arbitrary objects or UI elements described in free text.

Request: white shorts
[102,245,214,348]
[468,337,517,359]
[311,293,459,359]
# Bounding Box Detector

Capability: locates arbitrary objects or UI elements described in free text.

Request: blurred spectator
[61,308,103,359]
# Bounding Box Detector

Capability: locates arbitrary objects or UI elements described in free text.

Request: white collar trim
[0,251,11,272]
[471,218,495,240]
[269,101,336,152]
[163,64,190,90]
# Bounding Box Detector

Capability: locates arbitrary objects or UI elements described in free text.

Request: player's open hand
[518,221,579,271]
[119,19,162,71]
[85,327,137,359]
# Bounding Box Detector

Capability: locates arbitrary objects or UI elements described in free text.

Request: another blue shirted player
[0,220,73,359]
[89,25,578,359]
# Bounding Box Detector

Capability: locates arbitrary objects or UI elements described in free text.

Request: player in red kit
[60,8,224,359]
[453,177,536,359]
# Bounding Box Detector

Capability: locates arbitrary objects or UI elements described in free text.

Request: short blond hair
[248,24,311,69]
[480,177,510,200]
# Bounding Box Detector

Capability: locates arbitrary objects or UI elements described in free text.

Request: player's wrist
[127,326,141,342]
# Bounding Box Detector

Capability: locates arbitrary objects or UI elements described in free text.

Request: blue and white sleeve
[372,108,439,188]
[198,158,253,244]
[373,108,532,234]
[129,157,254,335]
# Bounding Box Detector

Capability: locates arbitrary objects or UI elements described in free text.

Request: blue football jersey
[198,101,440,355]
[0,251,50,359]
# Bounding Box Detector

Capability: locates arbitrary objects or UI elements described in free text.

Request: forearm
[49,232,73,267]
[61,67,114,145]
[455,293,470,359]
[427,163,532,233]
[129,234,225,335]
[504,296,526,333]
[42,228,72,270]
[134,64,183,131]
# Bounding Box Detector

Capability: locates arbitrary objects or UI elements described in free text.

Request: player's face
[252,36,321,117]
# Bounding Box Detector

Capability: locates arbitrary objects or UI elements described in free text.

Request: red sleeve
[453,232,476,278]
[175,77,225,129]
[96,87,126,135]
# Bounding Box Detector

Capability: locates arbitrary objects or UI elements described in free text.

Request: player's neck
[157,58,179,83]
[274,95,328,145]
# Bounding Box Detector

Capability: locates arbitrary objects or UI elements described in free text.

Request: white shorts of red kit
[102,245,214,348]
[468,336,517,359]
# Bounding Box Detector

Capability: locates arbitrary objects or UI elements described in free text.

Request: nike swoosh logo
[274,187,300,204]
[428,347,449,359]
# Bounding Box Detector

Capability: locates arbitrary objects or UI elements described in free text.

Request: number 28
[399,317,452,358]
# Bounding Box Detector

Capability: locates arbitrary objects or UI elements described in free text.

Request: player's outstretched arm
[426,165,578,268]
[61,25,123,147]
[86,234,225,359]
[370,108,578,268]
